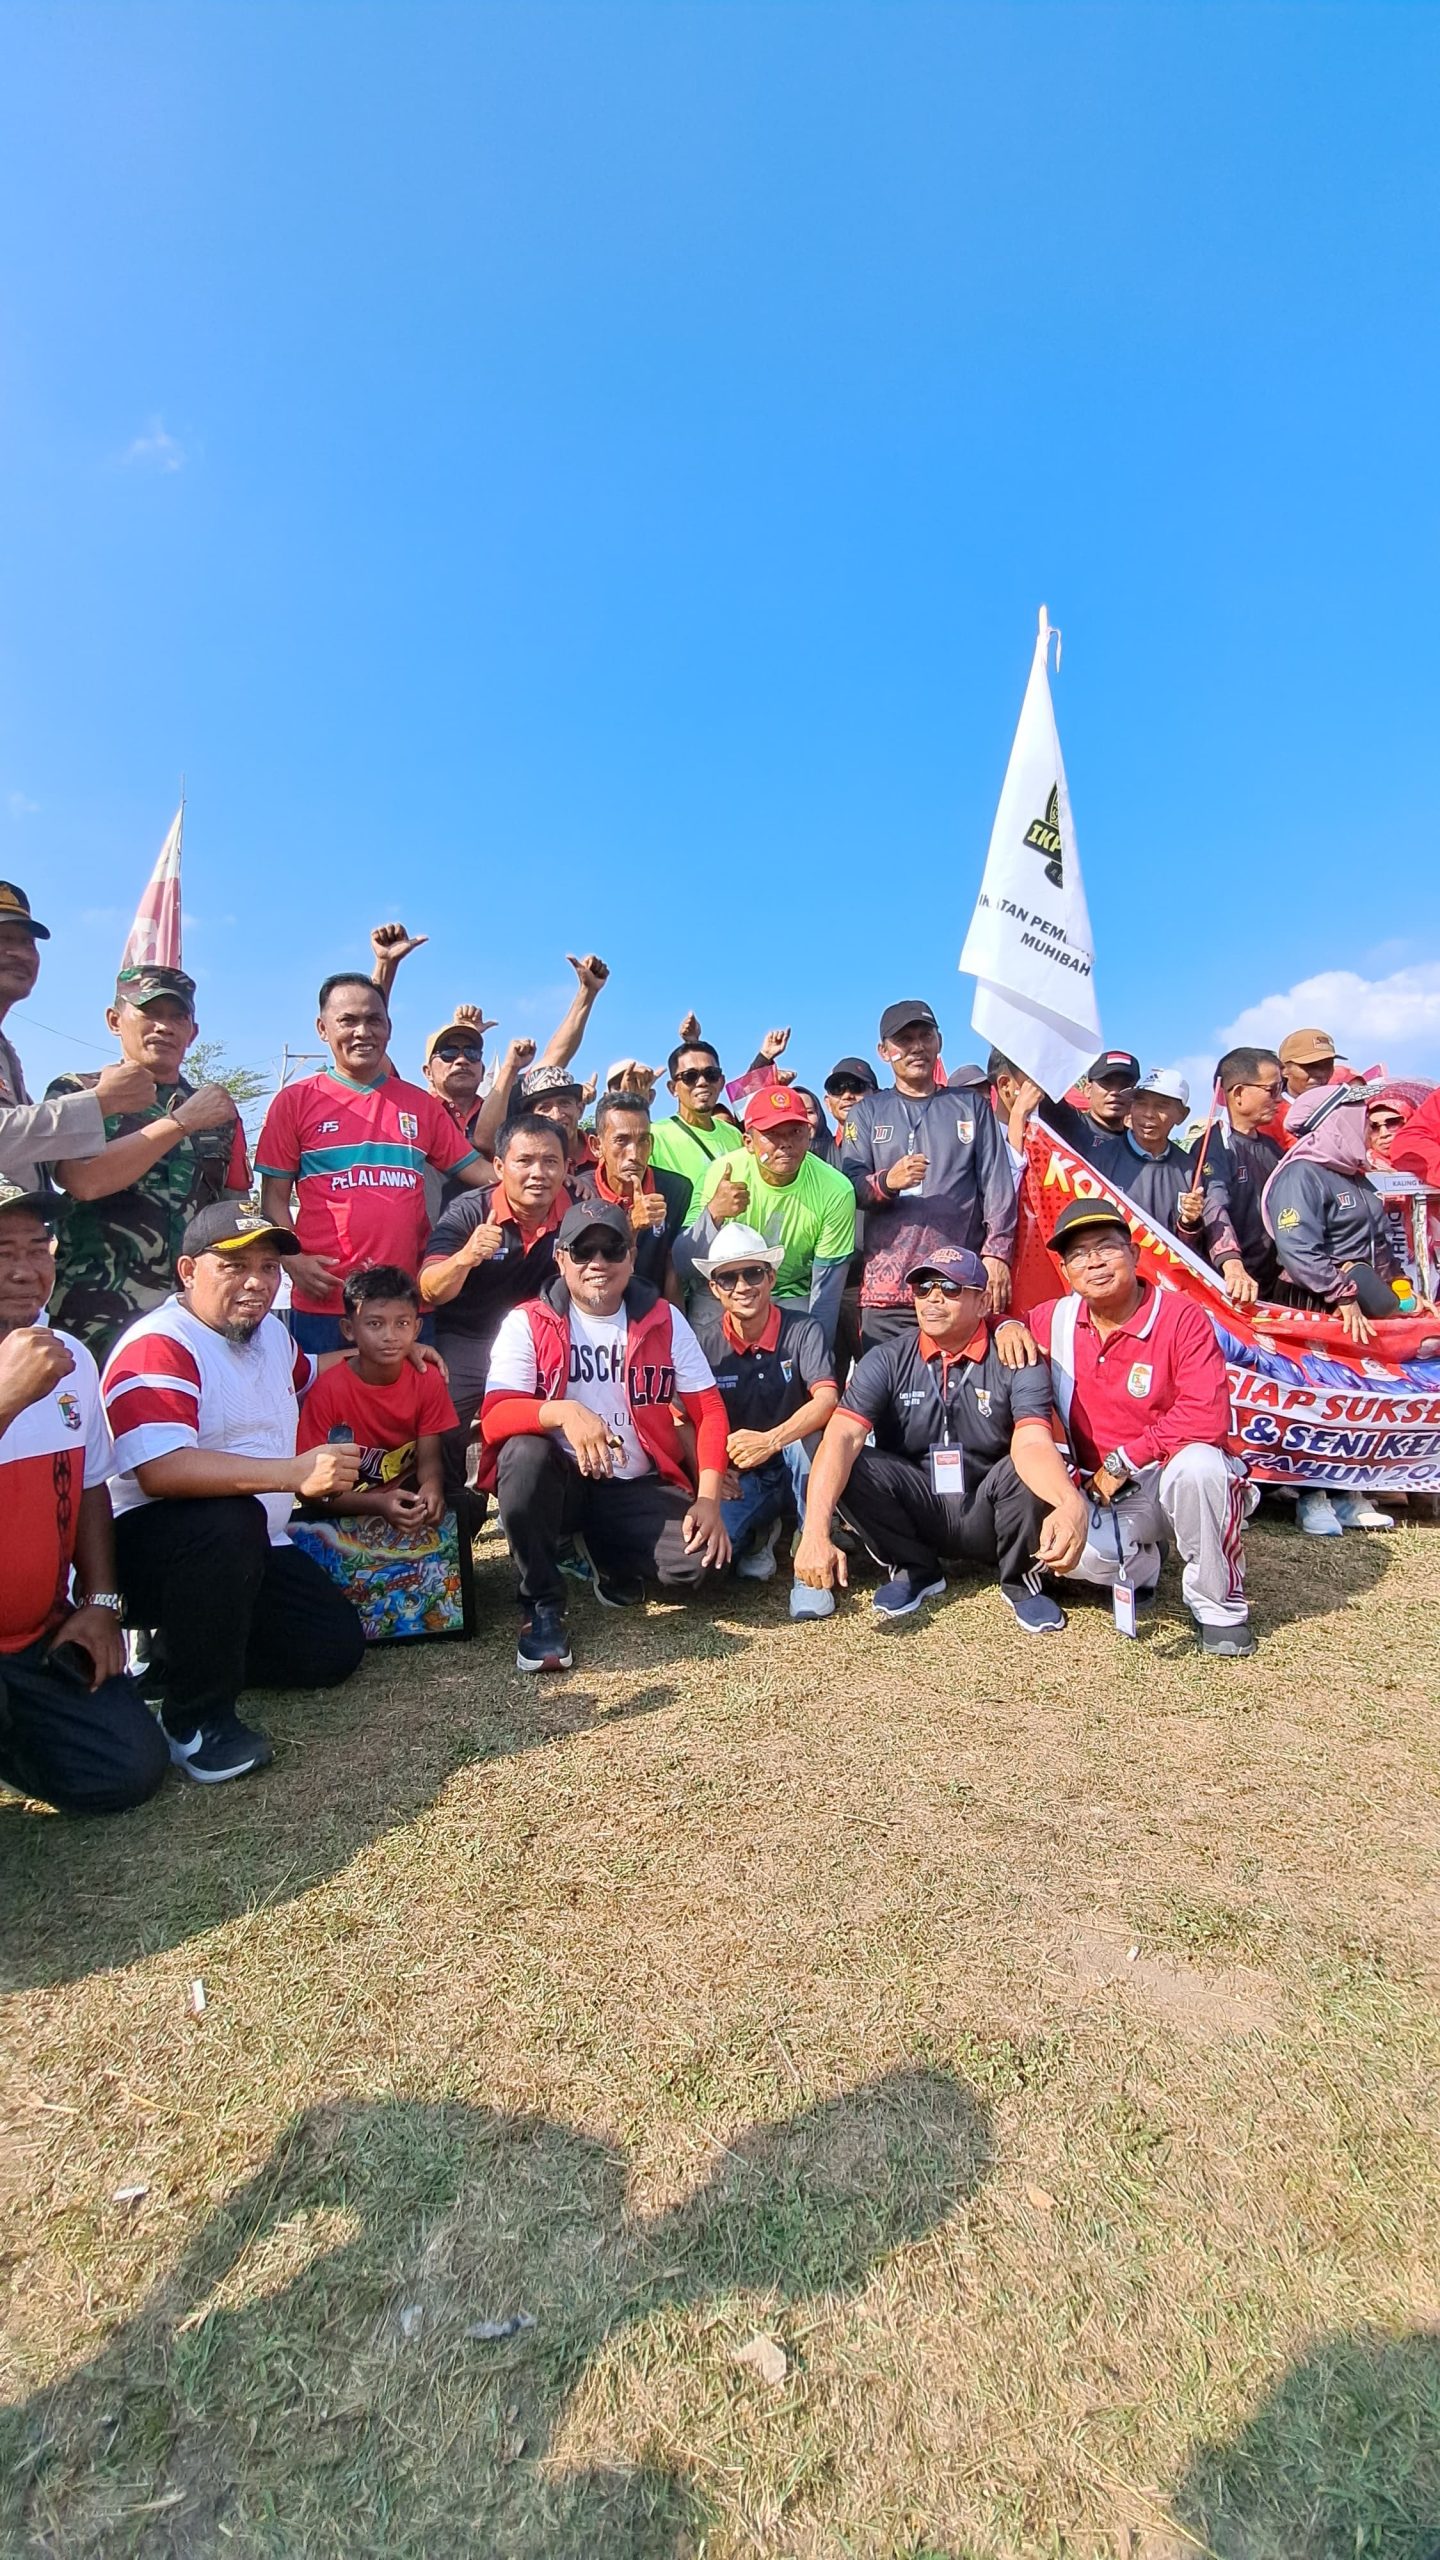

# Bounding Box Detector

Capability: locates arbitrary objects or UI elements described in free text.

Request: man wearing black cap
[101,1203,369,1781]
[793,1244,1089,1631]
[0,1176,168,1816]
[837,1000,1017,1347]
[1027,1199,1255,1657]
[0,883,155,1185]
[44,965,248,1356]
[820,1058,879,1162]
[479,1200,731,1670]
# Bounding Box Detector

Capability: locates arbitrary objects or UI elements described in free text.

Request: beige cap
[424,1019,485,1063]
[1278,1026,1336,1069]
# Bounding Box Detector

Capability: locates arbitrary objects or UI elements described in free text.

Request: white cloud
[121,415,186,473]
[1220,966,1440,1069]
[1160,962,1440,1092]
[6,791,39,819]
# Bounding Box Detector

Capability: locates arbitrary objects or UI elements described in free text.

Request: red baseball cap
[743,1084,811,1132]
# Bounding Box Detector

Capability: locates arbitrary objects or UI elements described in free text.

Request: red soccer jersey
[1028,1282,1231,1473]
[256,1071,479,1313]
[296,1361,457,1486]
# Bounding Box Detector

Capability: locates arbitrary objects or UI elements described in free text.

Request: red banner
[1016,1124,1440,1491]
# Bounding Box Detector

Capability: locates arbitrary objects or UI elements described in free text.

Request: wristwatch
[1099,1451,1133,1486]
[79,1591,124,1614]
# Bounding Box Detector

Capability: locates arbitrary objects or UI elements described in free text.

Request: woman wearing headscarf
[1367,1080,1440,1301]
[1261,1082,1414,1343]
[1263,1082,1426,1539]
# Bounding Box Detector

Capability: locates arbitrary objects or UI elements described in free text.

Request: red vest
[476,1285,697,1492]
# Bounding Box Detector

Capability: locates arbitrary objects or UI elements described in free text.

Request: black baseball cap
[114,964,198,1013]
[557,1199,633,1255]
[1048,1197,1134,1250]
[520,1063,584,1104]
[824,1056,878,1096]
[181,1202,302,1259]
[0,881,49,940]
[946,1061,989,1090]
[0,1176,56,1220]
[879,1000,939,1043]
[1087,1050,1141,1084]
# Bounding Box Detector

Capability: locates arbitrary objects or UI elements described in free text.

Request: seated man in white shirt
[102,1203,368,1784]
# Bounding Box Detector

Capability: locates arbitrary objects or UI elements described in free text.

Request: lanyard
[924,1349,965,1446]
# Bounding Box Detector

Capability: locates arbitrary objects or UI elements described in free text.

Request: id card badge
[929,1443,966,1498]
[1112,1580,1138,1638]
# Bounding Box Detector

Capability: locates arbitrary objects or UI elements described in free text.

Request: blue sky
[2,1,1437,1110]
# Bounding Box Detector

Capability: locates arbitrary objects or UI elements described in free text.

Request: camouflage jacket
[43,1073,250,1357]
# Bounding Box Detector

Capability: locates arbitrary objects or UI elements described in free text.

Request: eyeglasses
[909,1275,971,1300]
[711,1265,773,1291]
[1062,1238,1131,1265]
[565,1237,630,1264]
[1368,1113,1404,1133]
[675,1065,722,1086]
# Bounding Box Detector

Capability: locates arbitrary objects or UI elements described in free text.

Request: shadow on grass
[1,1551,751,1991]
[1172,2326,1440,2559]
[2,2065,991,2560]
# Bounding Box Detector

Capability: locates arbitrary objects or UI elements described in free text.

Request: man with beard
[102,1205,368,1782]
[0,881,154,1183]
[44,964,248,1356]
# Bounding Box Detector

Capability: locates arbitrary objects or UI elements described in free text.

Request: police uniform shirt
[689,1299,834,1437]
[839,1325,1054,1469]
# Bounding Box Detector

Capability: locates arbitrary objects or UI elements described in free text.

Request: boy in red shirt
[297,1266,456,1528]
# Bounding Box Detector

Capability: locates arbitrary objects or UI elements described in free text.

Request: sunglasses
[675,1065,722,1086]
[711,1265,773,1291]
[565,1237,631,1264]
[909,1274,972,1299]
[434,1043,484,1063]
[1368,1112,1404,1132]
[826,1084,866,1102]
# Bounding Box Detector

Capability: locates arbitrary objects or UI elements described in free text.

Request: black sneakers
[1198,1619,1258,1659]
[516,1605,574,1673]
[161,1713,274,1784]
[589,1562,644,1609]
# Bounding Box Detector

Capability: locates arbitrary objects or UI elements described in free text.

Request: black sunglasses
[711,1265,773,1291]
[909,1274,970,1299]
[675,1064,722,1085]
[565,1236,631,1264]
[434,1042,484,1063]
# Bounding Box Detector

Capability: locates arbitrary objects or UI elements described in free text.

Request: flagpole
[1190,1080,1222,1186]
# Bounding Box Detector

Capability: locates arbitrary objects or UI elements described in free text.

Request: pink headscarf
[1261,1081,1373,1234]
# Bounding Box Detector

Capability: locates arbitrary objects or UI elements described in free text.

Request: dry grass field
[4,1510,1440,2558]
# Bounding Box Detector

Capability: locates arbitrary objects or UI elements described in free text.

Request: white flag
[958,609,1101,1098]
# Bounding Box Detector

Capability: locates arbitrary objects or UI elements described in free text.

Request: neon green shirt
[695,1146,856,1302]
[648,1113,738,1215]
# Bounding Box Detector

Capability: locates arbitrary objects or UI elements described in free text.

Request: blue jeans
[722,1444,811,1556]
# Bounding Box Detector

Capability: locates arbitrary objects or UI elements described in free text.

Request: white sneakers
[1298,1489,1396,1536]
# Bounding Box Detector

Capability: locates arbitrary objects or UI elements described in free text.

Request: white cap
[1137,1068,1190,1107]
[693,1220,783,1282]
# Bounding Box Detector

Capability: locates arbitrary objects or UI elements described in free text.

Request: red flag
[121,804,183,971]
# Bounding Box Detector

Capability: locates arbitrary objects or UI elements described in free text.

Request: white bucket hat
[693,1219,784,1282]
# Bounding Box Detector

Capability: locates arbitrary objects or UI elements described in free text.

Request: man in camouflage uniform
[44,965,251,1357]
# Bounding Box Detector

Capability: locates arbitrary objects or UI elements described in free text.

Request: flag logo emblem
[1023,783,1064,888]
[1127,1363,1153,1398]
[57,1390,82,1433]
[1277,1206,1300,1230]
[398,1112,419,1140]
